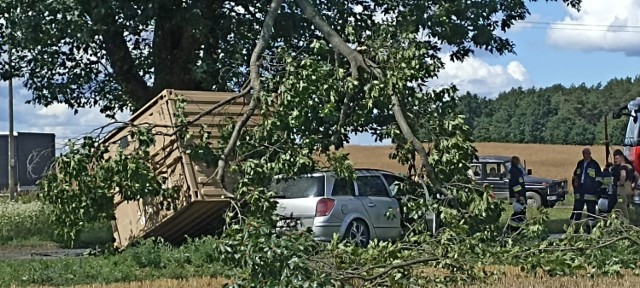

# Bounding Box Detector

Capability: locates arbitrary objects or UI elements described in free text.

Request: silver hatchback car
[271,169,438,247]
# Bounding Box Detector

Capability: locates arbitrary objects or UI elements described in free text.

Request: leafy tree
[456,92,493,132]
[452,76,640,146]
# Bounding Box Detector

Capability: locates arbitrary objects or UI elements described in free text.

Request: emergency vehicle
[611,98,640,205]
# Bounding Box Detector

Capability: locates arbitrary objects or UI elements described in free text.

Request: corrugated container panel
[105,89,261,249]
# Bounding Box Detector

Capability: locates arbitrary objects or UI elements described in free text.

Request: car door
[355,174,401,239]
[483,162,509,200]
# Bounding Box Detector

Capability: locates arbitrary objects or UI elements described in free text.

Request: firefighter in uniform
[597,162,615,216]
[612,149,636,220]
[570,147,602,232]
[506,156,527,233]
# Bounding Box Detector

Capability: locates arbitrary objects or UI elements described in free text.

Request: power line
[531,26,640,33]
[521,21,640,29]
[516,20,640,33]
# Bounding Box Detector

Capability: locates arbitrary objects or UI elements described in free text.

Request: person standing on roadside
[597,162,615,216]
[506,156,527,233]
[611,149,636,220]
[570,147,602,231]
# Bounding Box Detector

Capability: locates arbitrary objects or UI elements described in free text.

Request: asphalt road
[0,247,97,260]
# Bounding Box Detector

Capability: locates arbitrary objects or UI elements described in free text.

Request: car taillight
[315,198,336,217]
[632,147,640,175]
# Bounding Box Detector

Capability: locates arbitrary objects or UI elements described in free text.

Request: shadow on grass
[73,221,114,249]
[0,194,114,250]
[0,221,114,251]
[545,219,569,234]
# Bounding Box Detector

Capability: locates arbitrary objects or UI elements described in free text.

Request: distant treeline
[454,76,640,146]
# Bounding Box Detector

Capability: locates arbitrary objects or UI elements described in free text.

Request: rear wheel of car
[526,191,542,208]
[345,219,370,248]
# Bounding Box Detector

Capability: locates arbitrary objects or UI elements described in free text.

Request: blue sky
[2,0,640,148]
[484,0,640,89]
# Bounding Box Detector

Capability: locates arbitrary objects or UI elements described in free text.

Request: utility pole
[7,36,16,202]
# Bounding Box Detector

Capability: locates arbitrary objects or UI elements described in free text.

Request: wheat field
[342,142,621,181]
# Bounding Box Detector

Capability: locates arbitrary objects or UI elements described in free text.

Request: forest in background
[456,76,640,146]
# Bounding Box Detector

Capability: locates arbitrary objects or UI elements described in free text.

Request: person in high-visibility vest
[612,149,636,220]
[506,156,527,232]
[570,147,602,231]
[597,162,615,216]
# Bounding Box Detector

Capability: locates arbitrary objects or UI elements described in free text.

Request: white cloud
[35,103,71,121]
[429,54,532,98]
[546,0,640,56]
[348,54,533,144]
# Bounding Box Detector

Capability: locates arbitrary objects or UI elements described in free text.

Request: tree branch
[78,3,152,108]
[151,0,211,95]
[390,94,436,181]
[214,0,284,187]
[294,0,381,79]
[518,234,640,258]
[294,0,438,186]
[339,256,440,282]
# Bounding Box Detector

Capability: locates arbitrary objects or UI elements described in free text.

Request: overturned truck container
[103,89,260,249]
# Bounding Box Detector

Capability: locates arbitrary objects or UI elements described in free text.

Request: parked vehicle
[469,156,568,208]
[271,169,439,247]
[613,98,640,206]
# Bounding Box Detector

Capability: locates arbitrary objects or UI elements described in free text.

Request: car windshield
[270,175,326,199]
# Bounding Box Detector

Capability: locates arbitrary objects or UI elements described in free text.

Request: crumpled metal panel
[104,89,261,249]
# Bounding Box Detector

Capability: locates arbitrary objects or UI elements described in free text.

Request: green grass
[499,202,572,234]
[499,199,640,234]
[557,193,575,207]
[0,196,113,249]
[0,238,228,287]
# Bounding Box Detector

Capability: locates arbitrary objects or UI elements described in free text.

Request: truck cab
[469,156,568,208]
[617,97,640,175]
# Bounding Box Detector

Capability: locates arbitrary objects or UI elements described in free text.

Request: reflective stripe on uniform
[508,219,526,227]
[513,186,522,192]
[601,177,614,185]
[583,194,598,201]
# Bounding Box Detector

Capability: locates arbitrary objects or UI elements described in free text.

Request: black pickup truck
[469,156,568,208]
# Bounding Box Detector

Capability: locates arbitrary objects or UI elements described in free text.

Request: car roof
[273,168,401,179]
[320,168,398,176]
[474,155,511,163]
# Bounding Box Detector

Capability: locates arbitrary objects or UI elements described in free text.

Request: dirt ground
[0,243,89,260]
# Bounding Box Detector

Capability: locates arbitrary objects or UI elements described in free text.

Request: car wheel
[345,219,370,248]
[526,191,542,208]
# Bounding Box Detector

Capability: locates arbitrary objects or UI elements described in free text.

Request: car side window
[382,174,405,196]
[500,164,509,178]
[470,164,482,178]
[356,175,390,197]
[331,178,356,196]
[485,163,500,179]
